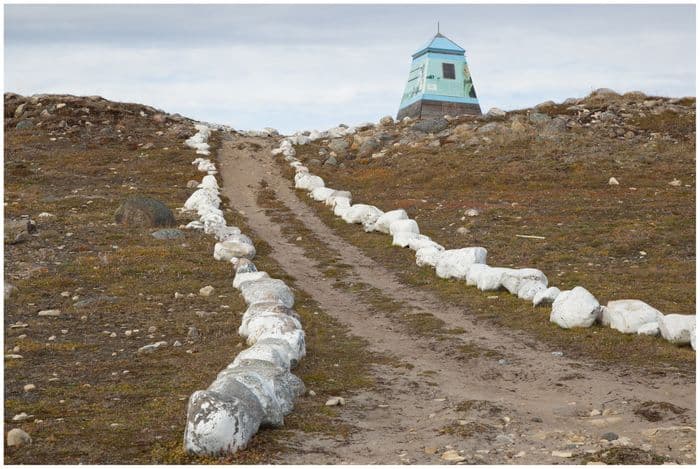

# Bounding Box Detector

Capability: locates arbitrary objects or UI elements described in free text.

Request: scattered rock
[550,286,601,328]
[608,177,620,185]
[441,450,466,462]
[465,208,479,217]
[15,119,34,130]
[23,384,36,392]
[199,285,214,297]
[12,412,33,422]
[669,179,682,187]
[137,341,168,354]
[379,115,394,126]
[486,107,507,119]
[114,195,176,228]
[551,450,573,458]
[601,431,619,441]
[6,428,31,447]
[325,396,345,406]
[5,218,37,244]
[529,112,551,124]
[37,309,61,317]
[5,283,17,300]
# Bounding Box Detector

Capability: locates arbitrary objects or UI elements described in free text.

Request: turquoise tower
[397,30,481,120]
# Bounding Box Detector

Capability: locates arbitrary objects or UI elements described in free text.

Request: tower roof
[412,32,465,58]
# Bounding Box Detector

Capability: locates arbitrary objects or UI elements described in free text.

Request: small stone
[151,228,184,240]
[589,409,601,417]
[23,384,36,392]
[325,396,346,406]
[669,179,682,187]
[174,292,185,299]
[498,358,510,365]
[308,390,316,397]
[37,309,61,317]
[6,428,31,447]
[187,326,199,340]
[441,450,466,462]
[551,351,564,357]
[456,227,469,235]
[465,208,479,217]
[124,330,132,337]
[60,291,70,297]
[601,432,619,441]
[12,412,33,422]
[552,450,573,458]
[137,341,168,354]
[608,177,619,186]
[148,326,156,333]
[199,285,214,297]
[173,340,182,347]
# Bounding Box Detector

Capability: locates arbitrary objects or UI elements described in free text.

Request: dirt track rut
[218,135,695,464]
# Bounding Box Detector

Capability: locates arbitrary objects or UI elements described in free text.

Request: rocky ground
[3,90,696,464]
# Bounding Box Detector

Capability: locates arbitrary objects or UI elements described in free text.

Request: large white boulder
[517,280,547,301]
[233,271,270,290]
[500,268,548,295]
[389,219,419,236]
[372,209,409,234]
[435,248,488,279]
[294,173,324,191]
[550,286,601,329]
[406,235,442,252]
[392,231,420,248]
[465,264,491,287]
[415,246,442,267]
[233,338,300,370]
[310,187,336,202]
[341,204,383,226]
[214,234,256,261]
[533,286,561,306]
[332,197,351,217]
[324,190,352,207]
[659,314,696,345]
[637,322,660,336]
[240,279,295,308]
[475,267,514,291]
[604,300,665,334]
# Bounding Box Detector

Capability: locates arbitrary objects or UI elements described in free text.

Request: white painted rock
[372,209,408,234]
[325,191,352,207]
[341,204,383,226]
[310,187,336,202]
[465,264,491,287]
[659,314,696,345]
[500,268,548,295]
[475,267,514,291]
[232,271,270,290]
[214,235,256,261]
[294,173,324,191]
[233,338,299,370]
[184,388,264,455]
[533,286,561,306]
[415,246,442,267]
[637,322,660,336]
[332,197,351,217]
[240,279,295,308]
[392,231,420,248]
[605,300,664,334]
[389,219,419,236]
[691,322,696,350]
[198,174,219,190]
[550,286,601,329]
[517,280,547,301]
[406,235,443,252]
[435,248,488,279]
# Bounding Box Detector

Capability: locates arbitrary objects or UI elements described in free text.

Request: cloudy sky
[4,4,696,133]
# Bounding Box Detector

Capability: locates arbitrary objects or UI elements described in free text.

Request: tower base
[397,99,482,121]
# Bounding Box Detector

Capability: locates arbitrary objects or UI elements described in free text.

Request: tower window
[442,63,456,79]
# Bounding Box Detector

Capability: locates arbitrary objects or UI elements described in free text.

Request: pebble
[590,409,601,416]
[601,431,618,441]
[325,396,346,406]
[187,326,199,340]
[552,450,573,458]
[551,351,564,357]
[465,208,479,217]
[109,332,117,338]
[6,428,31,447]
[137,341,168,354]
[148,326,156,333]
[199,285,214,297]
[669,179,682,187]
[48,335,56,341]
[60,291,70,297]
[37,309,61,317]
[424,446,438,455]
[498,358,510,365]
[23,384,36,392]
[608,177,619,185]
[12,412,33,422]
[308,390,316,397]
[441,450,466,462]
[173,340,182,347]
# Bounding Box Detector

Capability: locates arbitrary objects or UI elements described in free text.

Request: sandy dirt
[218,135,695,464]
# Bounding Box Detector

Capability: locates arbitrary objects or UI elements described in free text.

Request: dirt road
[218,135,695,464]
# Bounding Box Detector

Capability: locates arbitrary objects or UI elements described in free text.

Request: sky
[4,4,696,134]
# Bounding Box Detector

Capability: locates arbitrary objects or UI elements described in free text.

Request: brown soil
[217,135,696,464]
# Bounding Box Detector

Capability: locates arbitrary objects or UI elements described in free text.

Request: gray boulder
[15,119,33,130]
[357,137,381,157]
[114,196,176,228]
[528,112,551,124]
[328,138,349,154]
[412,117,449,134]
[4,218,37,244]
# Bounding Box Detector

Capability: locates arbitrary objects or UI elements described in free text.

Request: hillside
[4,90,696,465]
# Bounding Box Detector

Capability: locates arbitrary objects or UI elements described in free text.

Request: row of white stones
[272,132,695,351]
[182,127,307,456]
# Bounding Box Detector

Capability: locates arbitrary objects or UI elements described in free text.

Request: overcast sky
[4,4,696,134]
